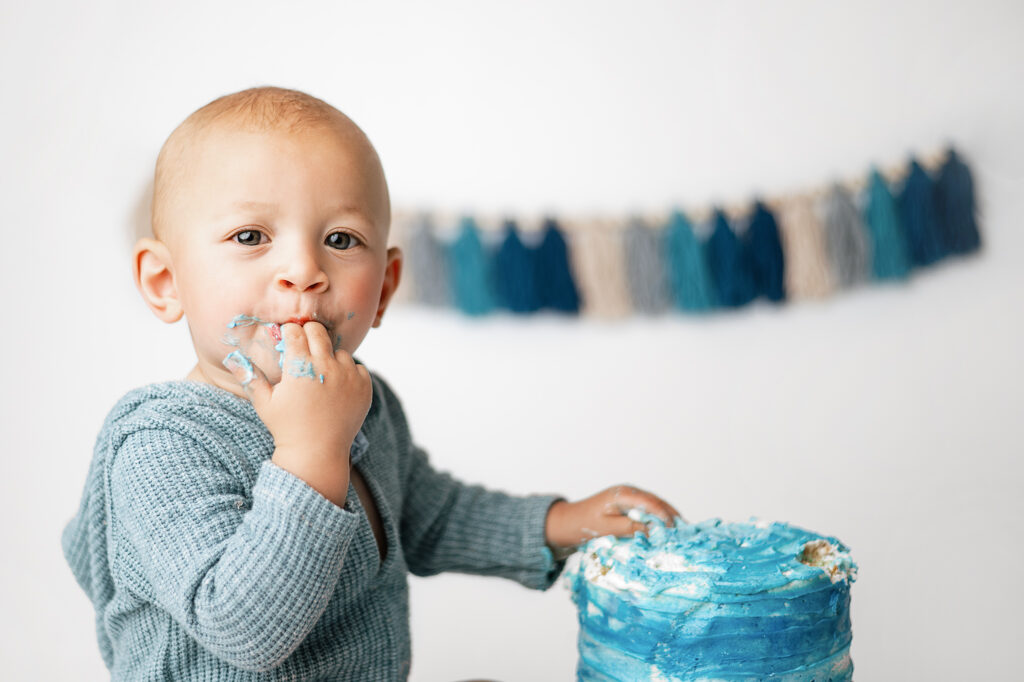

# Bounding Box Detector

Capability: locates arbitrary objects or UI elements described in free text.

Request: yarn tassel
[772,194,832,299]
[448,216,497,316]
[663,210,716,312]
[862,169,911,280]
[406,214,451,307]
[534,218,581,314]
[899,158,946,266]
[745,201,786,302]
[493,220,541,313]
[623,217,672,314]
[821,184,871,288]
[707,209,756,308]
[566,219,632,318]
[935,147,982,255]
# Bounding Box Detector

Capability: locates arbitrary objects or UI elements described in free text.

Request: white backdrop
[2,1,1022,680]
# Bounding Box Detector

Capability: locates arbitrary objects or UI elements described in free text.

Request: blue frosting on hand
[568,518,857,681]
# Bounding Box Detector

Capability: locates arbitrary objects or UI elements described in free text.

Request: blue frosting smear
[222,314,339,380]
[567,518,857,681]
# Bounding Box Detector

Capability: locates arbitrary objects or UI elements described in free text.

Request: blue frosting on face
[568,518,857,681]
[222,314,337,380]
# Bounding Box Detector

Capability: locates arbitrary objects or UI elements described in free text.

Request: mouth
[272,316,334,341]
[224,313,338,348]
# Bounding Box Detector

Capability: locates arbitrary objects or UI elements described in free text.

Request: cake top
[573,516,857,600]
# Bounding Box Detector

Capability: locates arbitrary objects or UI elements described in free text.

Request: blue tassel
[623,218,672,314]
[707,209,756,308]
[493,220,541,313]
[534,218,581,314]
[448,217,496,316]
[935,147,982,255]
[663,210,716,312]
[899,158,946,267]
[407,215,450,307]
[745,200,786,302]
[863,169,911,280]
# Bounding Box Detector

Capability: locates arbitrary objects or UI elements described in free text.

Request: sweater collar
[350,428,370,465]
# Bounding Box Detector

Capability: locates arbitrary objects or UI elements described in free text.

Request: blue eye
[326,232,358,250]
[234,230,264,246]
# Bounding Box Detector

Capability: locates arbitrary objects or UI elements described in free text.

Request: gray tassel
[822,184,871,288]
[407,214,451,307]
[623,217,671,314]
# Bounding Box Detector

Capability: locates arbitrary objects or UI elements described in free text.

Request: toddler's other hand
[544,485,682,556]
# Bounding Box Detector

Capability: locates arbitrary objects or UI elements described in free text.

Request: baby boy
[61,85,679,681]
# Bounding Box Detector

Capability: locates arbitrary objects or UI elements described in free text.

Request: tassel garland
[393,147,982,318]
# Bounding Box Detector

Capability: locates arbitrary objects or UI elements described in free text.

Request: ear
[372,246,403,328]
[133,237,183,323]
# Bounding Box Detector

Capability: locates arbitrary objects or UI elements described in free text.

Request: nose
[274,244,329,293]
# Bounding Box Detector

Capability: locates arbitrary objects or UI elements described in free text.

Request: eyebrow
[223,201,369,218]
[230,200,277,212]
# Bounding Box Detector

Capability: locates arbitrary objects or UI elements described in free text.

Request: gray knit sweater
[61,371,564,680]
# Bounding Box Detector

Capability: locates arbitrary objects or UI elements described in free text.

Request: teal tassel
[407,215,450,307]
[935,147,982,255]
[822,184,871,288]
[624,217,672,314]
[863,169,911,280]
[448,217,496,316]
[663,210,716,312]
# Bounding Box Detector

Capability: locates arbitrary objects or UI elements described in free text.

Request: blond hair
[151,86,380,241]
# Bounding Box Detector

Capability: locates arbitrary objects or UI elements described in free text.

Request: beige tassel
[563,217,632,318]
[770,194,833,300]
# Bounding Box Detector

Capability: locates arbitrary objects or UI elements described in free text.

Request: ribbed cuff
[519,494,568,590]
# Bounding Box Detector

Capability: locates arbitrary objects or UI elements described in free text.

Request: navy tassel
[663,210,716,312]
[863,169,911,280]
[935,147,982,255]
[494,220,541,313]
[899,158,946,266]
[534,218,581,314]
[745,200,786,302]
[707,209,756,308]
[448,216,497,316]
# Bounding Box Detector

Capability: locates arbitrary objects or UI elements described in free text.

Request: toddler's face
[164,122,397,392]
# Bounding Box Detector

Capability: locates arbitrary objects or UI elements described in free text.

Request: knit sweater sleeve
[400,444,566,589]
[369,374,566,589]
[108,428,361,673]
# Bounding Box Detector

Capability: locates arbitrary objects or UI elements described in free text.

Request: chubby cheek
[333,275,384,354]
[181,269,284,381]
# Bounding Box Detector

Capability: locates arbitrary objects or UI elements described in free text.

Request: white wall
[2,1,1022,679]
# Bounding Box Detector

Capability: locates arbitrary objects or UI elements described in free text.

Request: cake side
[567,518,857,681]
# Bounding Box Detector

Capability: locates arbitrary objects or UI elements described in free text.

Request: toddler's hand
[223,321,371,505]
[544,485,682,555]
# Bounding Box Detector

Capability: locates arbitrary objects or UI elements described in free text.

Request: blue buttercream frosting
[567,518,857,681]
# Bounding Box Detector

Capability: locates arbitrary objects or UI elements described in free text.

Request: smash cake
[566,517,857,681]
